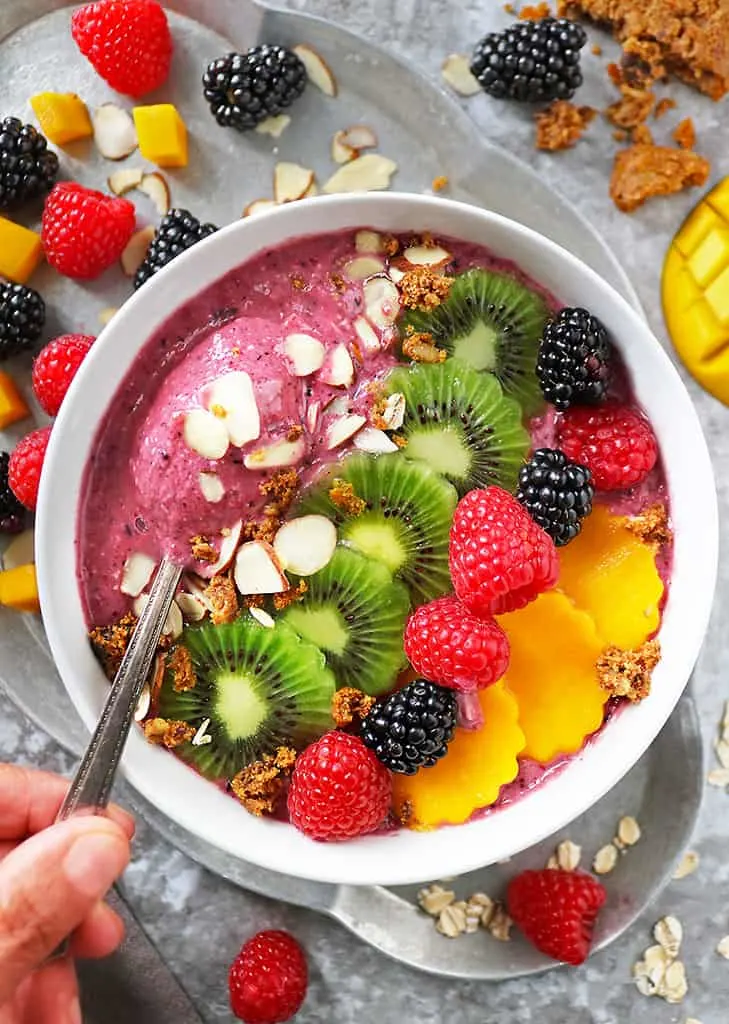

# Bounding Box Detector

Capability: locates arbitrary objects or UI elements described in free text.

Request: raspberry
[71,0,172,98]
[557,403,658,491]
[32,334,95,416]
[403,595,509,692]
[8,426,52,511]
[42,183,136,280]
[507,869,607,965]
[229,930,307,1024]
[287,731,391,841]
[449,487,559,617]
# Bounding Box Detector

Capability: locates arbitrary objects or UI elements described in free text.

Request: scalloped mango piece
[498,592,607,763]
[557,504,663,650]
[391,682,524,829]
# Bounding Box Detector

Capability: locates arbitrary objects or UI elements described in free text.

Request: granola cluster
[230,747,297,816]
[331,687,376,727]
[398,266,453,311]
[596,639,661,702]
[535,100,596,150]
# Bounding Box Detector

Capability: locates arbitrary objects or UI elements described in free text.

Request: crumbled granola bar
[654,96,677,119]
[89,612,138,679]
[168,644,197,692]
[259,468,299,512]
[398,267,453,311]
[519,2,552,17]
[286,424,304,443]
[402,330,447,363]
[606,86,656,129]
[632,123,654,145]
[591,43,602,55]
[613,128,629,142]
[673,116,696,149]
[329,478,366,516]
[190,535,217,563]
[329,272,346,292]
[230,747,297,816]
[205,573,239,625]
[610,143,709,212]
[535,100,596,150]
[432,175,449,192]
[332,687,376,727]
[291,273,306,290]
[382,234,400,257]
[596,640,661,702]
[624,502,671,545]
[272,579,308,611]
[143,717,196,748]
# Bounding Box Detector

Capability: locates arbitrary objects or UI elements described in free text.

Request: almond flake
[617,815,641,846]
[274,162,315,204]
[293,43,338,97]
[120,552,156,598]
[203,372,260,447]
[183,409,230,460]
[92,103,138,159]
[354,316,380,353]
[139,172,171,215]
[325,413,366,450]
[381,392,406,430]
[418,884,455,916]
[441,53,481,97]
[176,591,207,623]
[318,343,354,387]
[654,916,683,958]
[715,738,729,768]
[191,717,211,747]
[134,594,183,637]
[340,124,377,151]
[436,901,467,937]
[99,306,118,326]
[243,198,278,218]
[353,426,398,454]
[234,541,288,595]
[273,515,337,576]
[593,843,618,874]
[402,244,452,268]
[363,276,400,329]
[108,167,144,195]
[331,130,357,164]
[134,684,151,722]
[199,471,225,504]
[244,437,306,470]
[717,935,729,959]
[283,333,326,376]
[249,606,275,629]
[707,768,729,787]
[322,154,398,194]
[557,839,582,871]
[673,850,700,880]
[121,225,155,277]
[344,255,384,280]
[205,521,243,577]
[355,230,383,254]
[305,401,320,434]
[255,114,291,138]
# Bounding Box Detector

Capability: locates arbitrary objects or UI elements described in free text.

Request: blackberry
[360,679,457,775]
[0,283,45,361]
[0,117,59,210]
[202,46,307,131]
[0,452,25,534]
[536,306,612,410]
[470,17,587,103]
[517,447,593,547]
[134,209,218,289]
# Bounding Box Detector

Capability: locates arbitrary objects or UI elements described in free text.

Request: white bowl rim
[36,192,718,886]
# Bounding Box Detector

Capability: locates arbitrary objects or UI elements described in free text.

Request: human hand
[0,764,134,1023]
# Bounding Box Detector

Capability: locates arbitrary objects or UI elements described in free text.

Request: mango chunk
[558,505,663,650]
[30,92,92,145]
[0,372,30,429]
[391,682,524,829]
[132,104,188,167]
[0,564,39,613]
[0,217,43,284]
[499,592,607,763]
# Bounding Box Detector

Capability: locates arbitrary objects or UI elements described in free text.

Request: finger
[17,957,80,1024]
[68,900,125,960]
[0,816,129,1004]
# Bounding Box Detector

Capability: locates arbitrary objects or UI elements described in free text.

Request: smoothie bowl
[36,193,717,886]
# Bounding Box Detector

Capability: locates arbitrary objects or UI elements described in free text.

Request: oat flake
[617,815,641,846]
[715,738,729,768]
[488,905,512,942]
[663,960,688,1004]
[716,935,729,959]
[672,850,700,880]
[707,767,729,787]
[654,916,683,958]
[418,884,455,916]
[593,843,618,875]
[557,839,582,871]
[436,901,467,937]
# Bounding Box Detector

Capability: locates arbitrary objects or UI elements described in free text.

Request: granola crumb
[392,434,408,449]
[432,174,449,192]
[632,123,654,145]
[396,799,415,827]
[596,640,661,702]
[504,1,515,11]
[402,330,447,363]
[329,271,346,292]
[606,86,655,129]
[332,687,376,727]
[259,468,299,513]
[624,502,671,545]
[610,143,710,213]
[241,594,265,609]
[591,43,602,55]
[190,535,217,563]
[398,266,453,311]
[673,116,696,149]
[519,2,551,18]
[89,612,138,679]
[607,61,622,86]
[205,573,239,625]
[143,717,195,749]
[291,273,306,290]
[329,478,366,516]
[272,579,307,610]
[286,423,304,443]
[230,747,297,816]
[654,96,677,119]
[535,100,596,150]
[382,234,400,257]
[168,644,196,692]
[612,128,628,142]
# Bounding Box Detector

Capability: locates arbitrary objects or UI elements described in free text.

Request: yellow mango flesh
[30,92,92,145]
[133,104,188,167]
[0,217,43,284]
[0,564,40,613]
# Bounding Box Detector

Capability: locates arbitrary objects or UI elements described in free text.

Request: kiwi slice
[158,618,335,780]
[386,359,530,496]
[400,268,549,415]
[297,453,457,605]
[282,546,409,696]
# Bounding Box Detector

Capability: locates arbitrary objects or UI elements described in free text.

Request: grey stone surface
[3,0,729,1021]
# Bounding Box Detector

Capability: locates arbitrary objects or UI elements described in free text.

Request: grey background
[3,0,729,1021]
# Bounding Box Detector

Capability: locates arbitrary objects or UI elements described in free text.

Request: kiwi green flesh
[297,453,457,605]
[282,546,409,696]
[400,268,549,416]
[158,618,335,780]
[387,359,530,496]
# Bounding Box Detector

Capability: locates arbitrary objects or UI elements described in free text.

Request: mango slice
[0,217,43,284]
[30,92,92,145]
[498,592,607,763]
[557,505,663,650]
[132,104,188,168]
[0,564,39,613]
[0,372,30,429]
[391,682,524,829]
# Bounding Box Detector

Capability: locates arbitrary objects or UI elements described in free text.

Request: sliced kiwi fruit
[399,268,549,415]
[158,618,335,780]
[386,358,530,496]
[282,546,409,696]
[297,453,457,605]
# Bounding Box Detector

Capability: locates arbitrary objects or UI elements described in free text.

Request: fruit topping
[0,217,43,286]
[0,563,40,614]
[470,17,587,103]
[30,93,93,147]
[361,679,458,775]
[557,504,663,650]
[8,426,52,511]
[229,929,308,1024]
[292,43,338,97]
[132,103,188,167]
[287,730,391,841]
[202,47,307,132]
[449,486,559,617]
[516,447,594,547]
[157,617,335,779]
[399,268,549,414]
[298,453,457,604]
[0,373,30,431]
[391,682,524,828]
[0,117,59,211]
[0,452,26,534]
[386,360,530,495]
[32,333,94,416]
[557,403,658,491]
[91,103,138,160]
[498,592,607,762]
[134,208,218,289]
[71,0,173,98]
[507,868,606,965]
[41,182,136,280]
[536,306,612,410]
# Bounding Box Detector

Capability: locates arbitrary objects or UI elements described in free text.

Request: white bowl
[36,193,718,886]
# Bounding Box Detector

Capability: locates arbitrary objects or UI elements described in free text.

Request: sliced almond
[273,515,337,576]
[353,426,398,454]
[355,230,383,254]
[243,436,306,470]
[363,276,400,329]
[99,307,118,326]
[332,130,357,165]
[325,413,366,450]
[353,316,380,353]
[133,593,183,637]
[108,167,144,195]
[441,53,481,97]
[243,198,278,218]
[305,400,321,434]
[283,333,326,376]
[381,392,406,430]
[191,717,212,746]
[250,606,275,628]
[344,255,384,281]
[176,591,207,622]
[303,180,318,198]
[323,154,398,194]
[181,573,215,611]
[92,103,138,160]
[340,124,378,150]
[402,244,452,267]
[139,172,171,216]
[717,936,729,959]
[120,224,155,277]
[183,409,230,460]
[234,541,289,595]
[203,371,260,448]
[205,521,243,577]
[134,684,151,722]
[293,43,338,97]
[389,265,406,284]
[1,529,34,571]
[120,552,156,597]
[255,114,291,138]
[318,343,354,387]
[199,471,225,504]
[274,162,315,204]
[325,395,350,417]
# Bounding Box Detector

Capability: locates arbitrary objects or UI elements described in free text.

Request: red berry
[71,0,172,98]
[41,183,136,280]
[404,595,509,692]
[8,427,52,511]
[287,731,391,841]
[449,486,559,617]
[32,334,95,416]
[507,868,607,966]
[229,930,307,1024]
[556,403,658,491]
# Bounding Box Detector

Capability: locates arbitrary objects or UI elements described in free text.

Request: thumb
[0,816,129,1004]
